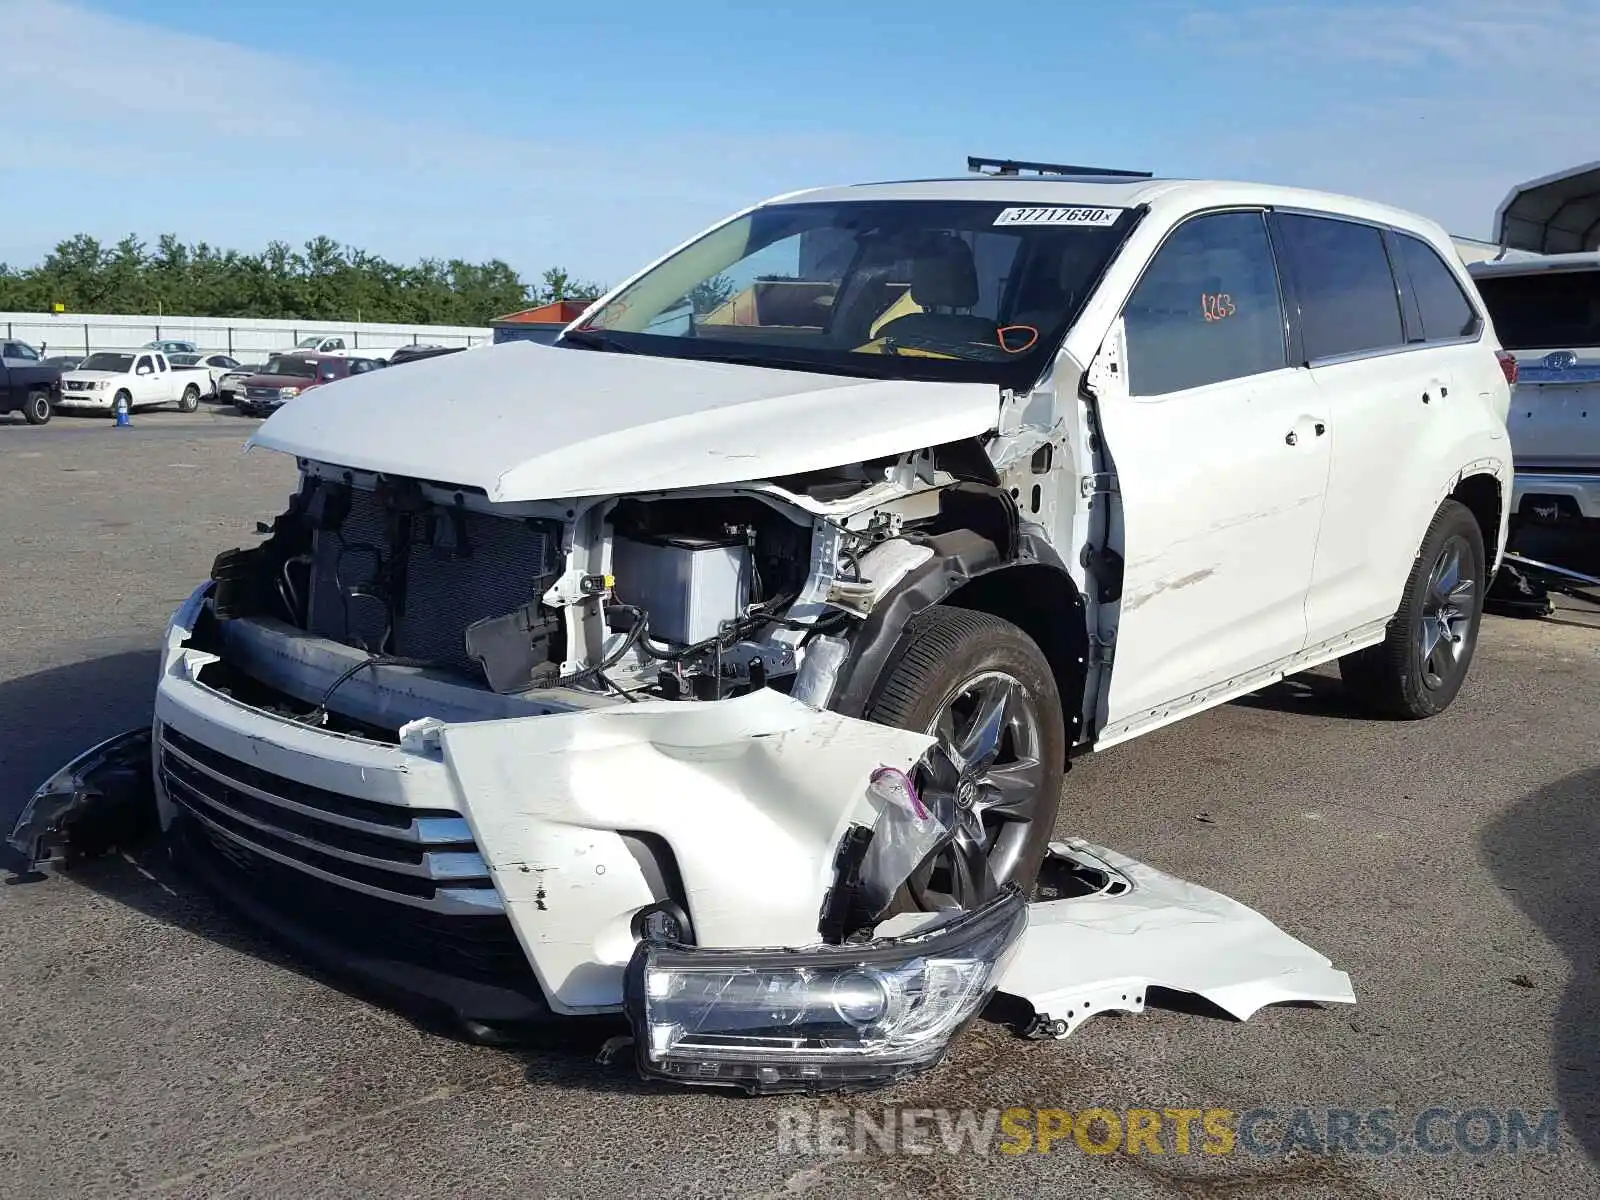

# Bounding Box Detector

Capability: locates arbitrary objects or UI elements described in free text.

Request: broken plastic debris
[8,728,158,870]
[997,840,1356,1038]
[856,766,947,920]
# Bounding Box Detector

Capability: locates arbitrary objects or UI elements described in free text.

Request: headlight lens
[278,386,300,399]
[625,886,1027,1094]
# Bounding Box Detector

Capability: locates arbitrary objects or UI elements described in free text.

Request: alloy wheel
[907,670,1047,911]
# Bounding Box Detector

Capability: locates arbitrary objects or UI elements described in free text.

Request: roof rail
[967,155,1153,180]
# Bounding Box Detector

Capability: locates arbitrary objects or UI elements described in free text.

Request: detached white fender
[995,840,1355,1037]
[439,693,933,1013]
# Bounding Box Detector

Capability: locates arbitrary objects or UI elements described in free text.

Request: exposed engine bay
[192,450,983,737]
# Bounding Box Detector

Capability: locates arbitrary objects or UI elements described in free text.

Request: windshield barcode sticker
[994,206,1123,228]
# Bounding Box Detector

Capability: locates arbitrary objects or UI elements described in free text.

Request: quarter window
[1124,211,1288,396]
[1276,214,1405,360]
[1394,233,1480,342]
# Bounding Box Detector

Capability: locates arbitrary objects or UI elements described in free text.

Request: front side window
[572,200,1133,386]
[1474,269,1600,350]
[1277,214,1405,360]
[7,341,39,360]
[135,355,154,374]
[1395,233,1480,342]
[1123,211,1287,396]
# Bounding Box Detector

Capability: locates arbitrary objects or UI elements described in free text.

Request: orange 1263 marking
[1201,292,1236,322]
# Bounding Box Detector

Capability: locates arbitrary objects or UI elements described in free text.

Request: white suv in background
[16,164,1512,1093]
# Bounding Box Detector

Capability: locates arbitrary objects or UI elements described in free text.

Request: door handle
[1314,421,1326,436]
[1285,430,1298,446]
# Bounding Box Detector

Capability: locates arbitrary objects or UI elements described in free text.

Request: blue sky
[1,0,1594,287]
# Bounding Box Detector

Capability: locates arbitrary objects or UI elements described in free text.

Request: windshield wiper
[558,329,632,354]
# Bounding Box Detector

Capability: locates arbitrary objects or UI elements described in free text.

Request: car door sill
[1094,617,1390,749]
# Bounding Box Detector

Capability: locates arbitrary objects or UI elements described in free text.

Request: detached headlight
[277,386,300,399]
[625,887,1027,1094]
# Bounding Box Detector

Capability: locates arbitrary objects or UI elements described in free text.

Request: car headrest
[911,236,980,309]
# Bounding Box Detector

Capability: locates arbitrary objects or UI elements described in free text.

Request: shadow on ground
[0,650,642,1094]
[1482,767,1600,1166]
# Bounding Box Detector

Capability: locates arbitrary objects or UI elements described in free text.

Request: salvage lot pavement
[1,414,1596,1199]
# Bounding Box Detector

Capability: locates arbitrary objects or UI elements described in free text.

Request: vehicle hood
[248,341,1001,501]
[244,372,321,389]
[61,370,124,382]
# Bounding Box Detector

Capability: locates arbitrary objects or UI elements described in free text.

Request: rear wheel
[178,384,201,413]
[864,607,1066,910]
[1340,499,1486,718]
[22,388,51,425]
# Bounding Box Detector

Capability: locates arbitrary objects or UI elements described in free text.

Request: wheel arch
[1450,470,1505,567]
[827,501,1090,760]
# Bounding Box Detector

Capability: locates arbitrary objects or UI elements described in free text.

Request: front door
[1091,210,1332,737]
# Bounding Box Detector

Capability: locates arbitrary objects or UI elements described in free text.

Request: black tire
[1339,499,1486,719]
[864,606,1066,909]
[22,388,51,425]
[178,384,201,413]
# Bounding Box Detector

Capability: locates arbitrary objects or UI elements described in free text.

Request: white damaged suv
[12,161,1510,1091]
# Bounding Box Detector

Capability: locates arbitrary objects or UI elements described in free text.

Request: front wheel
[1339,499,1486,718]
[864,607,1066,911]
[178,384,201,413]
[23,388,52,425]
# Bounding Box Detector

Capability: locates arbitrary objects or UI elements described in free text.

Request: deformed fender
[438,689,934,1012]
[994,841,1356,1038]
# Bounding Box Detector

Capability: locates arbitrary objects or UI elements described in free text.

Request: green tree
[0,233,607,326]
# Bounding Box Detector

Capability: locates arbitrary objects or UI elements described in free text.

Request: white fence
[0,311,493,358]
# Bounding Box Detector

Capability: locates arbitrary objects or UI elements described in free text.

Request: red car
[234,352,385,417]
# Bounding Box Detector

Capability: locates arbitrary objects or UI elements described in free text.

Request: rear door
[1278,213,1489,644]
[1092,210,1331,734]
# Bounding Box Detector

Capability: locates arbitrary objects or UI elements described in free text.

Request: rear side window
[1277,214,1405,360]
[1395,233,1480,341]
[1123,211,1287,396]
[1474,270,1600,350]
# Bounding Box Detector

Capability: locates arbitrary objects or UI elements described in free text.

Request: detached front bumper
[135,586,932,1031]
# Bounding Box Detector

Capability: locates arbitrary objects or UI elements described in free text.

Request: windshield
[295,336,324,348]
[81,352,134,372]
[1476,270,1600,351]
[572,199,1133,386]
[169,353,200,365]
[263,356,318,378]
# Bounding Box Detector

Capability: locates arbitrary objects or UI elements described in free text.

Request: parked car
[233,352,384,416]
[215,362,265,406]
[386,343,464,367]
[1469,252,1600,556]
[41,354,84,371]
[56,350,207,414]
[10,166,1512,1093]
[142,339,201,356]
[168,352,243,395]
[1,338,61,424]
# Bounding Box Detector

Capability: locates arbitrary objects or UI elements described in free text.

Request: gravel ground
[1,410,1596,1199]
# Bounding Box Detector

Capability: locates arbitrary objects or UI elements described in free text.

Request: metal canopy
[1496,160,1600,254]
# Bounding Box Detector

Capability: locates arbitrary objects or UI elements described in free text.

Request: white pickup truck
[55,350,207,414]
[1470,253,1600,554]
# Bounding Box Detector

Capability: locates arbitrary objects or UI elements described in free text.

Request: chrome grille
[158,727,499,913]
[245,385,279,400]
[304,485,560,674]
